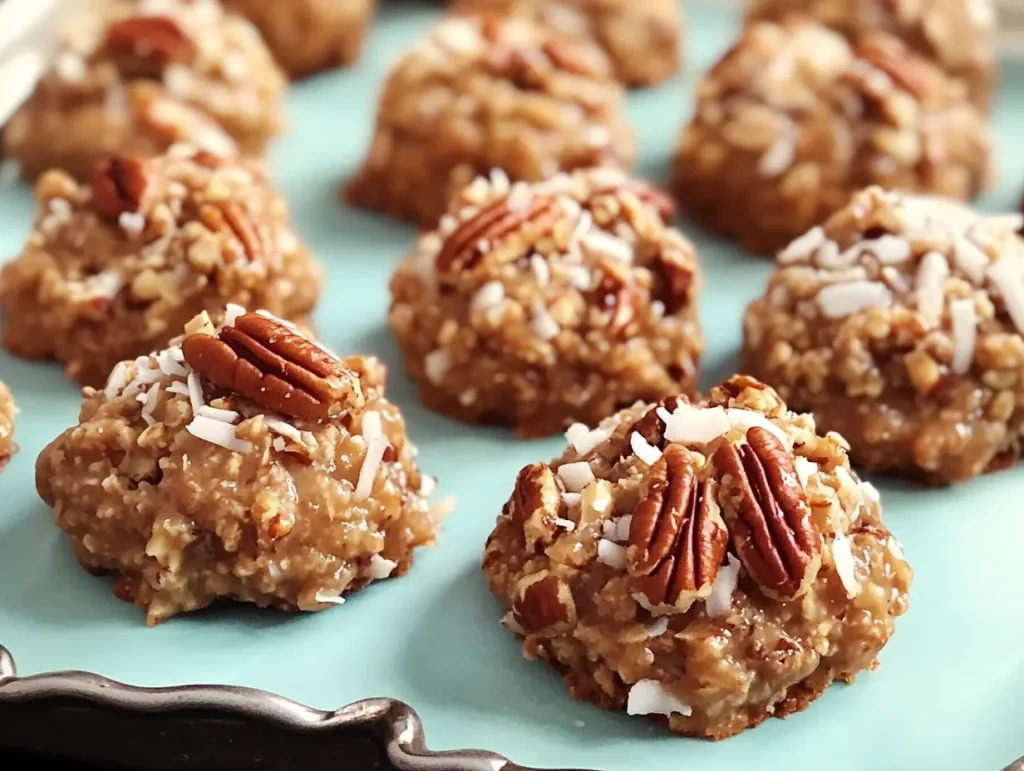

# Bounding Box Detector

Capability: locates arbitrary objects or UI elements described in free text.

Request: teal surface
[1,2,1022,769]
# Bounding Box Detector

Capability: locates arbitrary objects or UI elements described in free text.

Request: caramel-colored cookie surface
[449,0,681,87]
[36,310,446,625]
[389,167,702,437]
[4,0,285,181]
[346,13,635,226]
[743,186,1024,484]
[0,146,322,387]
[483,376,912,738]
[672,20,991,255]
[223,0,375,78]
[746,0,995,109]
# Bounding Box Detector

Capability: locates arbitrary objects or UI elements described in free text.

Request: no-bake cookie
[483,375,912,738]
[743,187,1024,485]
[36,309,444,625]
[4,0,285,182]
[746,0,996,109]
[1,146,321,388]
[223,0,375,79]
[345,13,635,226]
[672,20,991,255]
[0,382,15,472]
[449,0,681,87]
[389,167,702,437]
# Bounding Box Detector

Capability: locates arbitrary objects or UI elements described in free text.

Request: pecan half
[102,15,197,78]
[198,201,265,261]
[714,427,821,601]
[627,445,728,613]
[90,156,152,222]
[511,572,576,634]
[181,313,364,421]
[436,195,560,275]
[595,258,638,336]
[510,463,565,551]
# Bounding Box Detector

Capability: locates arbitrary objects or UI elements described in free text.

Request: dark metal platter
[0,645,589,771]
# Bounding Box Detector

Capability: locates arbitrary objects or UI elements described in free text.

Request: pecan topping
[595,258,638,335]
[102,15,197,78]
[181,313,364,421]
[510,463,565,551]
[512,572,576,634]
[655,250,694,314]
[626,395,686,455]
[627,445,728,613]
[436,195,560,275]
[90,156,152,222]
[855,35,935,103]
[714,427,821,601]
[198,201,265,261]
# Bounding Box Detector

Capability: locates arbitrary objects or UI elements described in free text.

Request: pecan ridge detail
[181,313,364,421]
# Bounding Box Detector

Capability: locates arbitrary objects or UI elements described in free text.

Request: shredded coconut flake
[419,475,437,496]
[186,372,205,414]
[314,591,346,605]
[614,515,632,543]
[557,461,594,493]
[597,539,627,569]
[553,517,576,531]
[630,431,663,466]
[705,554,741,617]
[581,230,633,263]
[831,530,860,598]
[953,235,989,283]
[104,362,130,399]
[140,383,161,426]
[362,410,383,440]
[266,416,302,442]
[502,611,526,635]
[506,182,533,212]
[915,250,950,319]
[661,404,731,444]
[646,617,670,638]
[471,281,505,313]
[817,281,893,318]
[626,680,692,717]
[424,349,452,385]
[186,415,252,453]
[569,210,593,247]
[758,133,795,177]
[223,304,246,327]
[118,211,146,237]
[887,537,906,562]
[864,235,912,264]
[794,457,819,487]
[197,405,239,423]
[531,303,560,341]
[530,254,550,285]
[368,554,398,580]
[157,349,188,376]
[562,492,582,507]
[355,435,390,499]
[166,380,190,396]
[950,298,978,375]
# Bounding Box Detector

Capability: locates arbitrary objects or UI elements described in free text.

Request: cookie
[0,146,322,387]
[483,375,912,738]
[743,186,1024,484]
[746,0,996,109]
[345,13,634,226]
[36,309,447,625]
[672,20,991,255]
[3,0,285,182]
[0,382,15,473]
[388,167,701,437]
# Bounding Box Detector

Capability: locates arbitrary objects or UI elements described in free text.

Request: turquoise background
[1,2,1022,769]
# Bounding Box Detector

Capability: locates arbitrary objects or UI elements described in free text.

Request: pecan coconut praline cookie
[745,0,996,109]
[448,0,682,87]
[3,0,285,182]
[0,382,16,472]
[388,167,702,437]
[483,376,912,739]
[345,13,636,227]
[672,19,991,255]
[222,0,375,79]
[36,309,446,626]
[743,186,1024,485]
[0,146,322,388]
